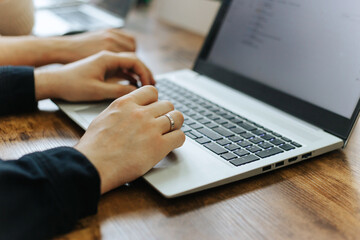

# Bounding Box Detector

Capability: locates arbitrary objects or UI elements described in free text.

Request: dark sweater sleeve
[0,147,101,240]
[0,66,37,115]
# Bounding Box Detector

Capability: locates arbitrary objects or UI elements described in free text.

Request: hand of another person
[59,29,136,63]
[75,86,185,194]
[34,51,156,101]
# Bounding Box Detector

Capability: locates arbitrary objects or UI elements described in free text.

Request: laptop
[33,0,132,37]
[56,0,360,198]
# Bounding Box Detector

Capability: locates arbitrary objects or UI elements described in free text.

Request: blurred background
[32,0,221,37]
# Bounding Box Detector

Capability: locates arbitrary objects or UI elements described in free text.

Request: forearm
[0,147,100,240]
[0,36,73,67]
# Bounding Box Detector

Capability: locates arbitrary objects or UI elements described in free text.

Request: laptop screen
[194,0,360,141]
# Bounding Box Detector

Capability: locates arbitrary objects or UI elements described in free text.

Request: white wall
[155,0,221,36]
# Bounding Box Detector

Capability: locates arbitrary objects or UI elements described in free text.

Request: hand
[58,29,136,64]
[34,51,156,101]
[74,86,186,194]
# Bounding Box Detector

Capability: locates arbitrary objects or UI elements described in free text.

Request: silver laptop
[56,0,360,198]
[33,0,132,36]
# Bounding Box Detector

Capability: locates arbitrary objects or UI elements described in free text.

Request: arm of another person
[0,52,184,239]
[0,29,136,67]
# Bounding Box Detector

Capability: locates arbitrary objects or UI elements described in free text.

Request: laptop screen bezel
[193,0,360,142]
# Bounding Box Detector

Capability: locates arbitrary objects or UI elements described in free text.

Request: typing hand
[34,51,156,101]
[59,29,137,63]
[74,86,185,194]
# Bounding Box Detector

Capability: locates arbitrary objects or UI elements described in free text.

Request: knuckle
[143,85,158,97]
[112,96,130,107]
[132,108,146,119]
[164,101,174,110]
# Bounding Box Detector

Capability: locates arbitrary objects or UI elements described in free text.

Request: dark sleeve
[0,147,101,240]
[0,66,38,115]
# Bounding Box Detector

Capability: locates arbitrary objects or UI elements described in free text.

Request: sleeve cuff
[29,147,101,230]
[0,66,37,115]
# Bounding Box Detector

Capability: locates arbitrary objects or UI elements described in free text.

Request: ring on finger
[164,113,175,132]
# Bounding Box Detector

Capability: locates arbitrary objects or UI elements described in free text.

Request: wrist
[34,69,58,100]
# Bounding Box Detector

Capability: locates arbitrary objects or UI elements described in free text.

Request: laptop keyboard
[157,80,302,167]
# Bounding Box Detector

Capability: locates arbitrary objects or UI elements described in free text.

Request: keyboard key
[247,145,262,153]
[223,122,236,129]
[270,138,285,146]
[185,119,196,125]
[186,110,197,117]
[198,118,211,124]
[228,135,243,142]
[213,127,234,137]
[230,117,243,124]
[256,147,283,158]
[192,113,203,120]
[272,132,282,137]
[191,131,203,138]
[217,139,231,146]
[190,123,203,130]
[205,122,218,129]
[249,137,263,144]
[258,142,273,149]
[222,113,235,120]
[225,144,240,151]
[196,137,211,144]
[185,132,198,139]
[281,137,292,142]
[208,114,220,121]
[221,152,238,160]
[279,143,295,151]
[240,132,255,139]
[214,117,228,124]
[234,149,250,157]
[230,154,260,166]
[252,129,266,136]
[204,142,228,154]
[291,141,302,147]
[181,125,192,132]
[237,140,252,148]
[198,128,223,140]
[261,134,275,141]
[232,127,247,134]
[238,122,257,131]
[217,110,227,116]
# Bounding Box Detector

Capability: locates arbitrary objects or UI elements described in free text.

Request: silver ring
[164,113,175,132]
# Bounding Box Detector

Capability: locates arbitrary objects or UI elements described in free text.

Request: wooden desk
[1,5,360,240]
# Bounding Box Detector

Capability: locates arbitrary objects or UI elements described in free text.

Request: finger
[107,70,139,87]
[95,81,137,99]
[157,110,184,134]
[126,85,158,105]
[108,29,136,51]
[147,100,174,117]
[144,65,156,85]
[162,129,186,150]
[126,58,152,86]
[109,29,136,44]
[98,52,152,86]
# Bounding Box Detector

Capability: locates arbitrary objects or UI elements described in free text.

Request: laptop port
[288,157,298,163]
[262,165,271,171]
[302,152,312,159]
[275,161,284,167]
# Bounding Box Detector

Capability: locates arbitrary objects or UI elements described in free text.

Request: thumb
[95,81,137,99]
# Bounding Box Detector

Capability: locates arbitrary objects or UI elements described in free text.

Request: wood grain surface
[1,4,360,240]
